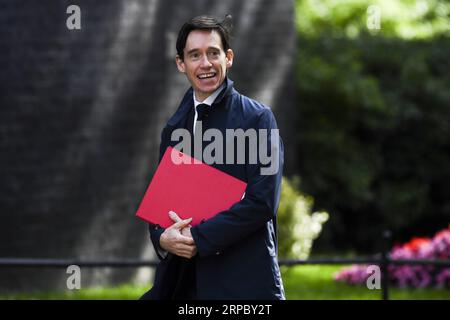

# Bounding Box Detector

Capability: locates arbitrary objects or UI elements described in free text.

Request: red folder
[136,146,247,228]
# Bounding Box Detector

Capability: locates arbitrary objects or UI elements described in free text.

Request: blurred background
[0,0,449,298]
[293,0,449,256]
[0,0,296,293]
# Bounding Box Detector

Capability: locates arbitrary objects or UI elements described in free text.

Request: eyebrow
[186,46,221,55]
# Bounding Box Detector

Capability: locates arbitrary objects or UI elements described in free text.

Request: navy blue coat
[143,77,285,300]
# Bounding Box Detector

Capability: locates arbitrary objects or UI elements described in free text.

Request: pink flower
[334,223,450,289]
[436,268,450,288]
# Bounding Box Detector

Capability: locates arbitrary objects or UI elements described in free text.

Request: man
[140,15,285,300]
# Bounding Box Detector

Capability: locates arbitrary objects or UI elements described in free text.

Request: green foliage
[295,34,450,252]
[293,0,450,253]
[296,0,450,39]
[278,177,329,258]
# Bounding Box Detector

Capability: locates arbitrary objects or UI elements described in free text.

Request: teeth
[198,73,215,79]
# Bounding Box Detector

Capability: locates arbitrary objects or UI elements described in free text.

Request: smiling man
[176,22,233,102]
[140,15,285,300]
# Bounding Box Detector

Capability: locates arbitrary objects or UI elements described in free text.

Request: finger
[175,244,196,256]
[179,252,193,259]
[170,218,192,230]
[181,228,191,237]
[178,247,197,259]
[178,235,195,245]
[169,210,182,223]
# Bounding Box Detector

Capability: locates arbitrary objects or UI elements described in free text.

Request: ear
[225,49,234,69]
[175,55,185,73]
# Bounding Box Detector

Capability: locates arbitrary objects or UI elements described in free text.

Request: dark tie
[196,103,211,121]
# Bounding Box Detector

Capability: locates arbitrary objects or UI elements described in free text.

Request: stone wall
[0,0,296,292]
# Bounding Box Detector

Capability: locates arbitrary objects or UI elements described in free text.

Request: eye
[208,51,220,58]
[190,52,200,60]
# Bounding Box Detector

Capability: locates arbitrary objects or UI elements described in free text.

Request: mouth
[197,72,217,80]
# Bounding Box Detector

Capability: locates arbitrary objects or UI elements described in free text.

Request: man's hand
[159,212,197,259]
[169,211,193,238]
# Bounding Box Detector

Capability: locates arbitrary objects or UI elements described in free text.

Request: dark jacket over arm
[144,78,285,299]
[190,109,283,257]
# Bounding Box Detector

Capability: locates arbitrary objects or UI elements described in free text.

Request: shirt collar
[193,81,226,107]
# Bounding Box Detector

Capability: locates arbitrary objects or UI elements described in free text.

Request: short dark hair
[176,15,233,60]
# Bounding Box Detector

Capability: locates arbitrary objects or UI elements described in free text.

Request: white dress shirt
[192,82,226,134]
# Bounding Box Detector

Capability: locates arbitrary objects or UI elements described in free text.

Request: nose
[200,54,212,68]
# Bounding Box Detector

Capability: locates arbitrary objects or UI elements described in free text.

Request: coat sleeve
[146,126,172,260]
[190,109,284,257]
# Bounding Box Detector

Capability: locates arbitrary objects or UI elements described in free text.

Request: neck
[194,92,208,102]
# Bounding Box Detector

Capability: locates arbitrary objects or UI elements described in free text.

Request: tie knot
[196,103,211,121]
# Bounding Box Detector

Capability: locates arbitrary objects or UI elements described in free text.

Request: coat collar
[166,77,235,127]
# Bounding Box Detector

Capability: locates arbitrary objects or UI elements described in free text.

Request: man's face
[176,29,234,101]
